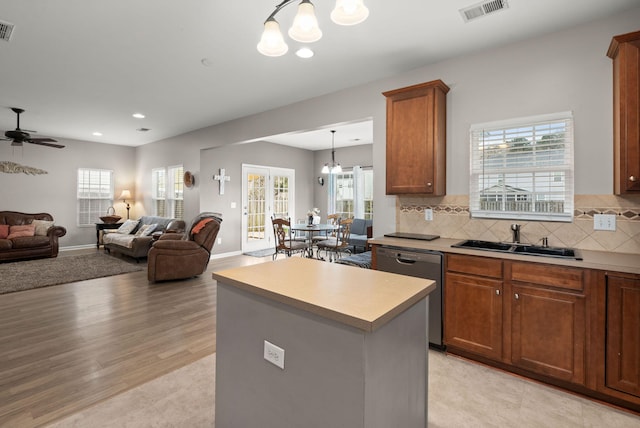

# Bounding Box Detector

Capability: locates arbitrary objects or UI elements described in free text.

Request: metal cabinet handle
[496,289,500,295]
[630,176,637,182]
[514,293,520,300]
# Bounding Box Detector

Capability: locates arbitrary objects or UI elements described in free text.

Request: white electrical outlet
[264,340,285,369]
[424,208,433,221]
[594,214,616,231]
[217,238,222,244]
[230,202,237,209]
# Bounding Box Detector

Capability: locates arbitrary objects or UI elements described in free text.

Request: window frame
[469,111,574,222]
[77,168,114,227]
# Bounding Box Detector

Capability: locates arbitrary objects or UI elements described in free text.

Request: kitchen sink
[452,239,582,260]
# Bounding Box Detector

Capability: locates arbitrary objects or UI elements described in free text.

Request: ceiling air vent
[460,0,509,23]
[0,20,15,42]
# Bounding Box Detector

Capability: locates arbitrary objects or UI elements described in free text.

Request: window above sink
[469,111,574,222]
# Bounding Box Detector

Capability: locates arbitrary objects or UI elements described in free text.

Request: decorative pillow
[8,224,36,239]
[0,224,9,239]
[31,219,55,236]
[134,223,157,237]
[192,218,213,234]
[116,219,139,234]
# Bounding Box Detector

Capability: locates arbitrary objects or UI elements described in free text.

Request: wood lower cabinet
[445,271,503,360]
[445,255,587,386]
[445,255,503,359]
[606,274,640,398]
[511,283,586,384]
[383,80,449,195]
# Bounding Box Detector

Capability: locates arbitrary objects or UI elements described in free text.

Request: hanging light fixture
[257,0,369,57]
[322,130,342,174]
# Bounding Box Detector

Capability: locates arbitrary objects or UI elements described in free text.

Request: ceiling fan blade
[25,138,65,149]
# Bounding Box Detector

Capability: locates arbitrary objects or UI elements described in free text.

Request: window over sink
[469,111,574,222]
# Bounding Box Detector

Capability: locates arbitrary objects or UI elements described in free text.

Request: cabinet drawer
[447,254,503,279]
[510,262,583,292]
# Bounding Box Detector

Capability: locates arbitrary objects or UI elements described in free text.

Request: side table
[95,223,121,248]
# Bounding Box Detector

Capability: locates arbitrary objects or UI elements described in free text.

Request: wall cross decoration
[213,168,231,195]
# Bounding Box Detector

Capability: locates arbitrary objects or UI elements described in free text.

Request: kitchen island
[212,257,435,428]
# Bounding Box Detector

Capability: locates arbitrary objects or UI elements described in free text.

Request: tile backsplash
[397,195,640,254]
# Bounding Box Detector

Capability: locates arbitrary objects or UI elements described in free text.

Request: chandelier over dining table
[257,0,370,57]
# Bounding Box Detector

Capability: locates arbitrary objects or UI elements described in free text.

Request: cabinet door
[606,275,640,397]
[608,32,640,194]
[511,284,586,384]
[444,272,503,360]
[383,80,448,195]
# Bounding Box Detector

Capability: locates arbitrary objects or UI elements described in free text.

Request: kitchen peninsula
[212,257,435,428]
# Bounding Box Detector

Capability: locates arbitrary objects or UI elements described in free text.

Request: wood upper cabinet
[383,80,449,195]
[606,274,640,398]
[608,31,640,194]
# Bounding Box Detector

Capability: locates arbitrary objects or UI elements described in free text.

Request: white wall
[1,138,135,247]
[6,7,637,250]
[137,7,640,246]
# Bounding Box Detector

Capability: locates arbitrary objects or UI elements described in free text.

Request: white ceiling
[1,0,638,150]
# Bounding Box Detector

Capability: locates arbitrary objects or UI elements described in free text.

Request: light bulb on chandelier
[322,130,342,174]
[257,0,369,57]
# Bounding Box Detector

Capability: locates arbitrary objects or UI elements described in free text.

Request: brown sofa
[0,211,67,262]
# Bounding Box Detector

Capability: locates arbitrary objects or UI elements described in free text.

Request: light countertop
[211,257,435,332]
[369,236,640,275]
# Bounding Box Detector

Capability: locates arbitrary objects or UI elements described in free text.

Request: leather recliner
[147,212,222,283]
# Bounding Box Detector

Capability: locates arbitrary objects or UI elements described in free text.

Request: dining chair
[316,218,353,262]
[271,216,307,260]
[312,213,340,244]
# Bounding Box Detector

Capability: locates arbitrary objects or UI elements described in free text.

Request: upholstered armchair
[147,212,222,283]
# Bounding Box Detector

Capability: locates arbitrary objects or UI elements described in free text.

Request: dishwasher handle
[395,256,418,265]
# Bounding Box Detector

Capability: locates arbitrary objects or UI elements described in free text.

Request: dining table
[290,223,339,258]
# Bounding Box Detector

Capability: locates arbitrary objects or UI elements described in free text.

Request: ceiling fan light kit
[258,0,369,57]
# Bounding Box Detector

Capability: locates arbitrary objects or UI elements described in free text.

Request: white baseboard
[211,250,242,259]
[60,244,96,252]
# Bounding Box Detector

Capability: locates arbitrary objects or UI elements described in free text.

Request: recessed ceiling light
[201,58,213,67]
[92,132,103,136]
[295,47,314,59]
[132,113,145,119]
[137,128,151,132]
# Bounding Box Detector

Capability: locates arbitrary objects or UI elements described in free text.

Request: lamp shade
[118,190,132,201]
[257,18,289,57]
[331,0,369,26]
[288,0,322,43]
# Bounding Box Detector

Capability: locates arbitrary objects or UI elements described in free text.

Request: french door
[241,164,295,253]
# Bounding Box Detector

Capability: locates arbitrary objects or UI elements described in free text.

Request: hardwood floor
[0,252,268,427]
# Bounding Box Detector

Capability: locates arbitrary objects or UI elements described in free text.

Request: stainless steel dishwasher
[376,246,444,349]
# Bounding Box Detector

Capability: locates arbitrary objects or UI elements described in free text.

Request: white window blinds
[469,111,574,222]
[77,168,113,226]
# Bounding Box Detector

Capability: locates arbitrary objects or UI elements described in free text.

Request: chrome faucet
[510,224,521,243]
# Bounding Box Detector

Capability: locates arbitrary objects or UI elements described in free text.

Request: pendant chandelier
[322,130,342,174]
[257,0,370,57]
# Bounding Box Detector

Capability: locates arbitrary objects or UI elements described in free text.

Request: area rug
[243,248,275,257]
[0,253,144,294]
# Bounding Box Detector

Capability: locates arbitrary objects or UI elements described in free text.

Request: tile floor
[47,351,640,427]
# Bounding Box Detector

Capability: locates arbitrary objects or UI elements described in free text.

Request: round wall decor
[184,171,195,188]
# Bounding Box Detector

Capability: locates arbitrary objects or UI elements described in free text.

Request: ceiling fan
[1,107,65,149]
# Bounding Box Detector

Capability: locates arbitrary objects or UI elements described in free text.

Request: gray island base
[212,257,435,428]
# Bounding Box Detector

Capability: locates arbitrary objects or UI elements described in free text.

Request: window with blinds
[167,165,184,219]
[469,111,574,222]
[152,168,166,217]
[77,168,114,226]
[153,166,184,219]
